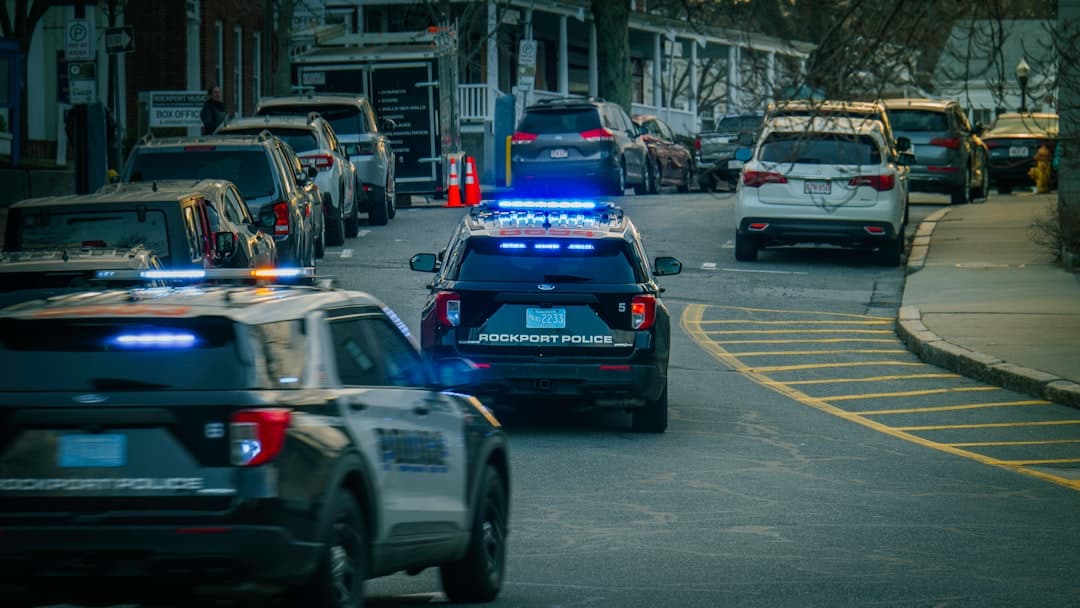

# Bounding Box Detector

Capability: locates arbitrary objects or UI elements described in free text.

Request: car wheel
[632,384,668,433]
[287,493,366,608]
[344,191,360,237]
[950,173,971,205]
[440,464,507,603]
[677,166,691,193]
[386,178,397,219]
[972,164,990,200]
[998,182,1013,195]
[327,191,345,247]
[634,159,652,195]
[609,161,626,196]
[652,160,663,194]
[734,231,758,262]
[874,234,903,266]
[368,186,389,226]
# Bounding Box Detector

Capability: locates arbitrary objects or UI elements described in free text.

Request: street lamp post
[1016,58,1031,113]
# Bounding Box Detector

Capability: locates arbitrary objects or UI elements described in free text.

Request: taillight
[435,291,461,327]
[742,170,788,187]
[511,132,538,144]
[694,138,702,151]
[930,137,960,149]
[580,128,614,142]
[985,140,1003,149]
[230,408,291,466]
[848,174,895,191]
[273,202,290,236]
[303,154,334,170]
[631,294,656,330]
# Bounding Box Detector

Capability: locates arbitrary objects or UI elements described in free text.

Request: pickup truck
[695,112,764,191]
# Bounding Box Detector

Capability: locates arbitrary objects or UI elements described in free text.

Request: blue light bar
[499,242,528,250]
[534,243,561,250]
[108,332,198,349]
[495,200,598,211]
[567,243,595,251]
[141,269,206,280]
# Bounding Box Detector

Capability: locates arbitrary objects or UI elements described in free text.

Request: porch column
[558,15,569,95]
[689,39,699,120]
[727,45,740,113]
[588,21,598,96]
[766,51,776,104]
[653,33,662,108]
[487,0,498,107]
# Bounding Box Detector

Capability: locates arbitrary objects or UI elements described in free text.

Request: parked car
[980,112,1058,194]
[121,132,319,266]
[881,98,991,204]
[734,115,911,266]
[510,97,649,196]
[217,113,360,246]
[694,111,765,191]
[4,179,277,270]
[632,114,695,193]
[765,99,907,157]
[256,92,399,225]
[0,246,163,307]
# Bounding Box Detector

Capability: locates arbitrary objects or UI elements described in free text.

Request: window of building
[234,25,244,116]
[253,32,262,105]
[215,20,224,95]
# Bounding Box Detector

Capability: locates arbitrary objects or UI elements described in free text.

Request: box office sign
[148,91,205,128]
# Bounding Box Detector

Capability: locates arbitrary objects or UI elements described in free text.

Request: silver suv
[217,113,360,247]
[257,93,398,226]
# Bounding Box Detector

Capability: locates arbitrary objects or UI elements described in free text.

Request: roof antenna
[152,182,158,192]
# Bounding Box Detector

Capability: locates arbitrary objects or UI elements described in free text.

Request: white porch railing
[459,84,490,122]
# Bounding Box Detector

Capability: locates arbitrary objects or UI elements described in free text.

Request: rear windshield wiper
[543,274,591,283]
[90,378,171,390]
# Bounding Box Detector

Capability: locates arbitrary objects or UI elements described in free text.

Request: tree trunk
[590,0,631,113]
[273,0,296,96]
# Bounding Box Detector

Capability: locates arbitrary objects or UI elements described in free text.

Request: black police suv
[410,200,682,433]
[0,277,510,608]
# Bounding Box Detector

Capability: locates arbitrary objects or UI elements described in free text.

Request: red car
[632,114,695,193]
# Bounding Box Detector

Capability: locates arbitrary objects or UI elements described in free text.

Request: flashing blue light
[567,243,595,251]
[108,332,198,348]
[499,242,528,250]
[496,200,598,211]
[534,243,561,250]
[141,269,206,280]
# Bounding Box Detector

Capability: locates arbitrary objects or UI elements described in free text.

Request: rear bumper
[739,217,899,248]
[907,167,964,194]
[511,158,619,189]
[0,524,321,596]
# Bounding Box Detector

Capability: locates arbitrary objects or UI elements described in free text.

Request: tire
[440,464,508,603]
[368,186,389,226]
[608,162,626,196]
[288,493,367,608]
[650,160,662,194]
[632,384,668,433]
[344,200,360,238]
[950,175,971,205]
[998,182,1013,195]
[677,166,691,193]
[875,234,902,266]
[327,190,345,247]
[387,178,397,220]
[734,232,758,262]
[634,159,652,195]
[972,164,989,200]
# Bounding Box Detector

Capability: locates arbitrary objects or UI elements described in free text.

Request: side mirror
[410,252,438,272]
[896,136,912,152]
[734,147,753,162]
[214,231,238,256]
[897,151,915,166]
[381,117,397,132]
[654,256,682,276]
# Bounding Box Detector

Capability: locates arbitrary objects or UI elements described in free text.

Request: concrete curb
[896,212,1080,409]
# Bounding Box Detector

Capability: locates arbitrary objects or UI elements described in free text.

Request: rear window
[222,127,319,154]
[258,104,366,136]
[760,132,882,165]
[517,109,602,134]
[127,150,276,199]
[989,115,1058,134]
[887,110,949,132]
[0,317,306,391]
[715,116,763,133]
[456,238,638,283]
[15,209,171,260]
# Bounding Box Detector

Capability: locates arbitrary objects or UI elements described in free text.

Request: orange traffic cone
[446,155,463,208]
[464,156,482,205]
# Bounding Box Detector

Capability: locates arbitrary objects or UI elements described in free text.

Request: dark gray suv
[510,97,649,196]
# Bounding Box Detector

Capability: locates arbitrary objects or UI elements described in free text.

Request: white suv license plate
[804,180,832,195]
[58,434,126,468]
[550,149,569,159]
[526,308,566,329]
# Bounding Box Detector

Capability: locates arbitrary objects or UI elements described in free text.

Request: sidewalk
[897,192,1080,408]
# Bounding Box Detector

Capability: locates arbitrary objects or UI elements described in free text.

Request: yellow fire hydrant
[1028,143,1053,193]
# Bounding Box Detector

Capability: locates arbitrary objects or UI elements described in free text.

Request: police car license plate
[58,434,126,468]
[1009,146,1028,158]
[550,149,569,159]
[804,180,831,195]
[526,308,566,329]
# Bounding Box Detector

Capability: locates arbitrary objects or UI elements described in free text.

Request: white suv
[217,114,359,248]
[734,115,910,266]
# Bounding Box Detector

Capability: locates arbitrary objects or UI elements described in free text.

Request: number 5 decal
[618,302,626,313]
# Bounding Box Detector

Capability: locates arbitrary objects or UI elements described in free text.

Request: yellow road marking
[997,458,1080,465]
[749,361,925,372]
[703,305,891,320]
[948,439,1080,447]
[706,329,893,335]
[855,400,1053,415]
[681,303,1080,492]
[698,319,893,325]
[823,386,1000,402]
[896,420,1080,431]
[784,373,960,385]
[715,338,896,345]
[731,349,906,357]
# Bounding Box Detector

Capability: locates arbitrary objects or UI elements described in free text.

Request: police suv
[0,269,510,608]
[410,200,682,433]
